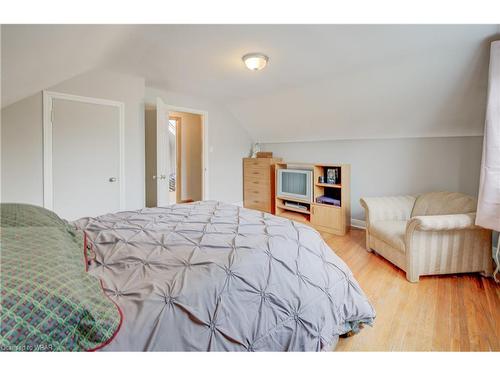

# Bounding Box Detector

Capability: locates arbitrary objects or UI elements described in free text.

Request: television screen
[282,171,307,196]
[278,169,312,202]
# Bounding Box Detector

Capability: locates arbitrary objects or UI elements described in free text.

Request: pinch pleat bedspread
[74,201,375,351]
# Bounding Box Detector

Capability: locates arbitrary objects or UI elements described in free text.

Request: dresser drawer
[244,187,270,200]
[243,158,272,169]
[243,159,271,177]
[244,166,270,179]
[244,176,270,189]
[244,183,271,212]
[244,199,270,212]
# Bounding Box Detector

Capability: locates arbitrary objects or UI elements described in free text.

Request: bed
[1,201,375,351]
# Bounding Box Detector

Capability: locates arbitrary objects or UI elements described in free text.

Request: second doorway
[168,111,203,204]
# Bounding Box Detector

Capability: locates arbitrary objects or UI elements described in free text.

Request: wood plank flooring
[323,228,500,351]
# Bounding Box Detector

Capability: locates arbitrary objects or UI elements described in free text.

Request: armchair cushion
[410,191,476,217]
[407,212,477,231]
[370,220,407,252]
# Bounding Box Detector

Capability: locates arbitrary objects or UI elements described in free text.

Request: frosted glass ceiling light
[242,53,269,71]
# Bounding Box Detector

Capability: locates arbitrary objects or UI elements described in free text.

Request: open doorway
[145,102,205,207]
[168,112,203,204]
[168,116,180,204]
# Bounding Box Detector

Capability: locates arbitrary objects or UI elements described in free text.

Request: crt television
[277,169,313,202]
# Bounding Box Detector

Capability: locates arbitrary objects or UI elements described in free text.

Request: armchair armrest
[407,212,477,232]
[360,196,416,224]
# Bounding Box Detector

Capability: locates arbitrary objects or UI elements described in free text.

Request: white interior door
[156,97,171,206]
[50,97,122,220]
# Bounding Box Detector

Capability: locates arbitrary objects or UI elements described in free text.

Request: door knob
[109,177,117,182]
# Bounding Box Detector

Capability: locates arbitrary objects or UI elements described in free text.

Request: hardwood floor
[322,228,500,351]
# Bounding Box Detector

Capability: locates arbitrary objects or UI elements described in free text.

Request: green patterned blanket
[0,203,121,351]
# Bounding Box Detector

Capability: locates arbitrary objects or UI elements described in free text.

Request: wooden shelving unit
[276,203,311,215]
[277,209,311,224]
[275,162,351,235]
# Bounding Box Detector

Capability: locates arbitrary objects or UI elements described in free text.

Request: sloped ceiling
[1,25,136,106]
[2,24,499,140]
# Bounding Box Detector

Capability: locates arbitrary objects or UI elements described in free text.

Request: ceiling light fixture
[242,53,269,71]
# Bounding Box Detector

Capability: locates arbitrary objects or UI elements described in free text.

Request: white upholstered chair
[360,192,493,282]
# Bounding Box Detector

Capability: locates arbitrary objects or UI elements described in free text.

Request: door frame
[148,101,209,202]
[42,90,126,211]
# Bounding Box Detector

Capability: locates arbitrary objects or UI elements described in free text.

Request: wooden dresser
[243,157,282,214]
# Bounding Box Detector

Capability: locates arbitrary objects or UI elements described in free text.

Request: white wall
[2,72,252,212]
[145,87,253,204]
[1,69,146,210]
[262,136,483,220]
[2,93,44,205]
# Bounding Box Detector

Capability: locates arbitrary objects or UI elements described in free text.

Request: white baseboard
[351,219,366,229]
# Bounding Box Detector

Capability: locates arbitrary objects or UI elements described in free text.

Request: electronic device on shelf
[316,195,341,206]
[284,201,309,211]
[277,169,313,202]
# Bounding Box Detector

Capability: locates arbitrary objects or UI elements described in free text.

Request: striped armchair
[360,192,493,282]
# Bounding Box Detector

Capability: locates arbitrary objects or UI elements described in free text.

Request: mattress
[74,201,375,351]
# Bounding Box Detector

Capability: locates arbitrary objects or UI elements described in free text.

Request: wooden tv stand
[275,162,351,235]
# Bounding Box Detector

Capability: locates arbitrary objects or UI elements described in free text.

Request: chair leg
[480,255,495,278]
[480,270,492,278]
[406,271,419,283]
[365,231,373,252]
